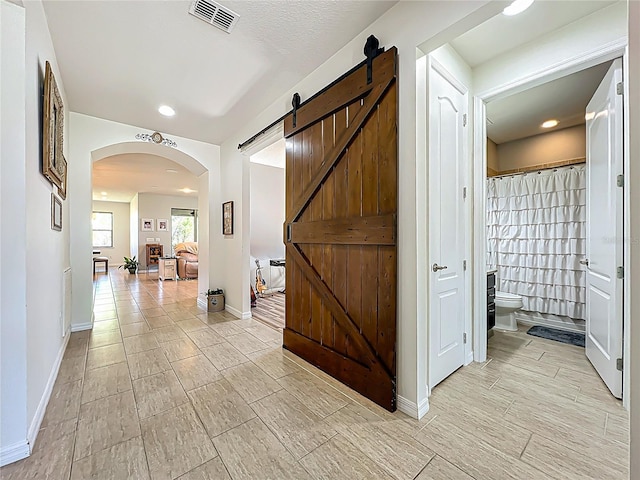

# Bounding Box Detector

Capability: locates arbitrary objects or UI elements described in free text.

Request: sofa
[174,242,198,279]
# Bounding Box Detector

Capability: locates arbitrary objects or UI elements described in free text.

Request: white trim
[0,440,30,467]
[224,304,251,320]
[472,97,487,363]
[429,57,468,95]
[197,297,208,310]
[27,332,70,448]
[71,322,93,332]
[397,395,430,420]
[477,38,627,101]
[465,351,474,365]
[622,47,631,410]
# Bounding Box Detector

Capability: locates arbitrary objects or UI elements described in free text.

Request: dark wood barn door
[283,47,398,411]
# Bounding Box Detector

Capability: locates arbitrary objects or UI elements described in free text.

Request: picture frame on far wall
[42,61,65,189]
[222,201,233,235]
[157,219,168,232]
[141,218,154,231]
[51,193,62,231]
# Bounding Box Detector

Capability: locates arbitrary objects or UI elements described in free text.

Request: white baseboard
[397,395,430,419]
[0,440,30,467]
[465,351,474,366]
[71,322,93,332]
[27,331,70,449]
[225,305,251,320]
[515,311,585,333]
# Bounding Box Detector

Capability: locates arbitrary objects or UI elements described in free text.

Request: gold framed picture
[42,61,65,188]
[58,155,68,200]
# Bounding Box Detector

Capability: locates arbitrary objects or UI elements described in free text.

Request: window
[171,208,197,250]
[92,211,113,247]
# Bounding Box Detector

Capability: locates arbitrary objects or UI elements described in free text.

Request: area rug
[527,325,585,348]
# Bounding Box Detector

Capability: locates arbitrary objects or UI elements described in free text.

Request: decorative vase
[207,294,225,313]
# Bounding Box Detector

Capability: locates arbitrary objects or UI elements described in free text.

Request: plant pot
[207,294,225,313]
[128,268,137,274]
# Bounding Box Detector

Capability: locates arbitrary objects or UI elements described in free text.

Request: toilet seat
[495,291,523,309]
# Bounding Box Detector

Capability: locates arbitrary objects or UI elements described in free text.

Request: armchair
[174,242,198,279]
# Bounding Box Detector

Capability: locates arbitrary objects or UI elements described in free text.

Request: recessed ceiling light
[100,191,108,195]
[179,187,196,194]
[541,119,559,129]
[158,105,175,117]
[503,0,534,16]
[166,169,178,173]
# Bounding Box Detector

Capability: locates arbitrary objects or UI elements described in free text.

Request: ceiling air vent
[189,0,240,33]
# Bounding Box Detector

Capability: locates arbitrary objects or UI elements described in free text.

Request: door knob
[579,259,589,266]
[432,263,448,272]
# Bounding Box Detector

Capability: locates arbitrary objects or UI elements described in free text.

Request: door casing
[471,40,630,408]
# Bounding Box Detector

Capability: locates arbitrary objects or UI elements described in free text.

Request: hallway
[0,271,629,479]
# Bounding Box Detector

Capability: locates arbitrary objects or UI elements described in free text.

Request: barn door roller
[291,93,301,128]
[364,35,384,84]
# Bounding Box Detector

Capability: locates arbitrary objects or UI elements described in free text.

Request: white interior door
[428,59,467,388]
[585,58,623,399]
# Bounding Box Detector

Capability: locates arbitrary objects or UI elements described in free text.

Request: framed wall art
[42,61,65,189]
[141,218,154,231]
[58,155,68,200]
[157,219,168,232]
[51,193,62,231]
[222,201,234,235]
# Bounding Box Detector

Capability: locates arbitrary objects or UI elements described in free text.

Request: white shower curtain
[487,165,586,320]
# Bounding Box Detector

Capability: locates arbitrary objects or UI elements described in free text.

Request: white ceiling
[486,61,611,144]
[42,0,397,146]
[450,1,618,68]
[93,154,199,203]
[250,138,285,169]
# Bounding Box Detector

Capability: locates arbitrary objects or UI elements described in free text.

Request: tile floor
[0,270,630,479]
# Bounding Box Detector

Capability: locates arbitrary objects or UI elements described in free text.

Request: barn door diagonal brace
[364,35,384,84]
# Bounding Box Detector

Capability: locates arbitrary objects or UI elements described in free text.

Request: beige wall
[487,138,498,174]
[92,200,130,266]
[497,125,585,172]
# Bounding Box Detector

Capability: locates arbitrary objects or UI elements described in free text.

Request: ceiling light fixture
[503,0,534,16]
[101,191,108,195]
[158,105,175,117]
[179,188,196,194]
[541,119,559,129]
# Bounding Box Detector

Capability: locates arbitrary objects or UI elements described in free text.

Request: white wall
[0,0,72,465]
[0,0,29,465]
[136,193,198,268]
[497,125,586,171]
[68,113,221,331]
[217,0,500,415]
[487,138,498,173]
[91,200,130,265]
[250,163,285,260]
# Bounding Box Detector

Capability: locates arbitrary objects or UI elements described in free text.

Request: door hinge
[616,82,624,95]
[617,174,624,187]
[463,333,467,344]
[463,114,467,127]
[617,357,623,371]
[617,266,624,279]
[463,260,467,271]
[463,187,467,199]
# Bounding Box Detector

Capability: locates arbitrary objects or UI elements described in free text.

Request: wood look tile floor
[1,270,629,479]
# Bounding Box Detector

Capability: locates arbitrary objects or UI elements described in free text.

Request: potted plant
[118,256,139,274]
[203,288,225,313]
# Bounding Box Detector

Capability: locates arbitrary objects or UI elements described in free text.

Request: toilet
[494,291,523,331]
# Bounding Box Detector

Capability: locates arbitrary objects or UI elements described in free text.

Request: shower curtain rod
[489,158,586,179]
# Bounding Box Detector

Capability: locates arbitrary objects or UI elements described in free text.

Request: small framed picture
[51,193,62,231]
[141,218,154,231]
[157,219,168,232]
[222,201,234,235]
